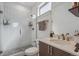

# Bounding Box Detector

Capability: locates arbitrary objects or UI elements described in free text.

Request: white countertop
[39,38,79,56]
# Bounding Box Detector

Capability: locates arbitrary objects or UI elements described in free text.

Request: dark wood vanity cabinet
[39,41,73,56]
[52,47,72,56]
[39,41,50,56]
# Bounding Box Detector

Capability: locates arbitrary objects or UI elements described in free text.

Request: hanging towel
[38,20,48,31]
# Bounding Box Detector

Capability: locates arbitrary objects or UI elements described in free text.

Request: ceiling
[18,2,41,9]
[3,2,41,10]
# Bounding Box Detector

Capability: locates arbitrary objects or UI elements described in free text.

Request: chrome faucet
[61,34,65,40]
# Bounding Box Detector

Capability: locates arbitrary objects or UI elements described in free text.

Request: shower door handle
[20,29,21,35]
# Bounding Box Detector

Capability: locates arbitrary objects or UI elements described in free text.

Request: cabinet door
[39,41,73,56]
[39,41,50,56]
[52,47,73,56]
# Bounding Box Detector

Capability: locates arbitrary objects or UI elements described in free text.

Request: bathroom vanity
[39,38,79,56]
[39,41,72,56]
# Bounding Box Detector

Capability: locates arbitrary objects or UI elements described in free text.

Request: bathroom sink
[50,39,76,46]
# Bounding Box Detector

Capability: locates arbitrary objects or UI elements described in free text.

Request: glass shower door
[0,2,3,54]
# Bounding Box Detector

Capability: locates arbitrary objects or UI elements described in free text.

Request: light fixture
[12,22,19,27]
[31,14,36,19]
[69,2,79,17]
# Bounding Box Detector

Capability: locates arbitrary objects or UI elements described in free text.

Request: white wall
[31,2,79,42]
[0,2,32,51]
[37,11,52,39]
[31,5,52,42]
[52,2,79,35]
